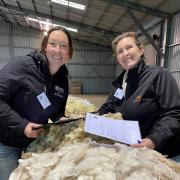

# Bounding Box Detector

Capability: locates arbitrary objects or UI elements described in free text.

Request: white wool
[65,95,97,117]
[10,96,180,180]
[10,141,180,180]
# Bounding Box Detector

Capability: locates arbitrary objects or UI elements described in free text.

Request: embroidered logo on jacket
[133,96,142,103]
[54,85,64,98]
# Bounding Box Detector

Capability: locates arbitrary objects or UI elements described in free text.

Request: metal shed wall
[0,22,114,94]
[0,22,41,69]
[168,12,180,89]
[0,22,11,69]
[68,40,114,94]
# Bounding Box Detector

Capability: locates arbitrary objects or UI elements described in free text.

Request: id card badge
[37,92,51,109]
[114,88,124,100]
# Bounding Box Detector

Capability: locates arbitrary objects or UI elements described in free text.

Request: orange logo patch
[134,96,142,103]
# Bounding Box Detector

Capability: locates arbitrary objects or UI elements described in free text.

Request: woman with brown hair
[0,27,73,179]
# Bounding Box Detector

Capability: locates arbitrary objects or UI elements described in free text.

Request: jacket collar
[112,58,146,87]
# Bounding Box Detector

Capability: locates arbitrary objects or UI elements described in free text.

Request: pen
[137,140,141,144]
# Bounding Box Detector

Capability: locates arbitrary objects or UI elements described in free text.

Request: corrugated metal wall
[0,22,11,69]
[0,22,114,94]
[68,41,114,94]
[144,44,157,65]
[0,23,41,69]
[168,12,180,88]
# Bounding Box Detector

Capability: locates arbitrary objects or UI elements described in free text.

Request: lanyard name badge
[37,92,51,109]
[114,88,124,100]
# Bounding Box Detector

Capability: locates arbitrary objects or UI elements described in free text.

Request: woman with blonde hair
[98,32,180,161]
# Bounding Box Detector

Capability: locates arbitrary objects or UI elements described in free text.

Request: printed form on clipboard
[84,113,142,145]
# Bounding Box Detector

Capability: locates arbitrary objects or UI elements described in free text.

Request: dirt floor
[71,94,108,108]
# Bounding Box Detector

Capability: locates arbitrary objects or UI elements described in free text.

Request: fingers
[28,129,39,138]
[24,122,43,138]
[31,128,43,137]
[131,142,144,148]
[130,138,155,149]
[59,116,69,121]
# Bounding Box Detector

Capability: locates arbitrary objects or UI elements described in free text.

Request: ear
[139,45,144,55]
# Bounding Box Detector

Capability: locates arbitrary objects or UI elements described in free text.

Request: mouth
[53,56,63,61]
[124,58,132,65]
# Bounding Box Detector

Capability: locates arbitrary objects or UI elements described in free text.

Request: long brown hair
[40,26,73,59]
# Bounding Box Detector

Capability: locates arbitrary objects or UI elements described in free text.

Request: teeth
[124,60,130,63]
[124,58,132,63]
[53,56,62,60]
[124,58,131,61]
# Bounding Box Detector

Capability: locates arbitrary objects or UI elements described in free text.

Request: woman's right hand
[24,122,42,138]
[130,138,155,149]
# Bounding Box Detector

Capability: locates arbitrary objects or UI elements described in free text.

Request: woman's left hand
[130,138,155,149]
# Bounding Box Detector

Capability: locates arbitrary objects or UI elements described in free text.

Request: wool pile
[10,96,180,180]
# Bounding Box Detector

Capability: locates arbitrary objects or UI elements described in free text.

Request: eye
[49,42,56,47]
[61,43,67,48]
[117,49,123,55]
[60,42,69,50]
[126,45,132,50]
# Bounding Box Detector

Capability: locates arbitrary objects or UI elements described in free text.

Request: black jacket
[0,50,69,149]
[98,59,180,157]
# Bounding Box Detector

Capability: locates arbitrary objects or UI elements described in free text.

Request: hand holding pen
[131,138,155,149]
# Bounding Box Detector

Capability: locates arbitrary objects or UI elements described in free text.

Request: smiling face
[116,36,144,70]
[45,30,70,75]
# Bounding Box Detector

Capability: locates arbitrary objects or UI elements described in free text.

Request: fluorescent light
[66,27,78,32]
[69,2,85,10]
[39,20,52,25]
[43,31,48,36]
[26,17,78,33]
[26,17,38,22]
[52,0,85,10]
[53,0,67,6]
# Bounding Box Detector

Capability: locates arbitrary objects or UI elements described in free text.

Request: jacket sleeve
[0,57,29,136]
[146,68,180,149]
[98,88,123,115]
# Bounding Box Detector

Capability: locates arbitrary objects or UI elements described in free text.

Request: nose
[54,44,62,53]
[122,49,128,57]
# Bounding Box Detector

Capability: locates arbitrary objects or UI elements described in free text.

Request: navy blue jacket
[0,50,69,148]
[98,59,180,157]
